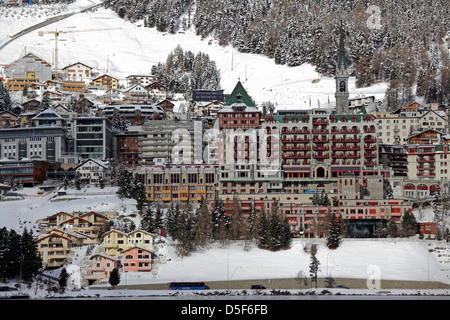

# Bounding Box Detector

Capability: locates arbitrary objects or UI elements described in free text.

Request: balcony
[312,145,328,151]
[312,153,328,159]
[311,128,328,134]
[312,119,328,124]
[283,152,310,158]
[364,152,376,157]
[332,152,359,158]
[282,137,309,143]
[417,164,435,170]
[282,145,310,151]
[332,136,359,142]
[331,128,359,134]
[417,157,434,162]
[312,137,328,143]
[331,144,359,150]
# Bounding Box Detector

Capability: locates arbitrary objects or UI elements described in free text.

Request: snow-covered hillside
[0,0,387,109]
[1,186,449,294]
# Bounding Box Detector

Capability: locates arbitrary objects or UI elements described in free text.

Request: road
[0,1,105,51]
[95,277,450,291]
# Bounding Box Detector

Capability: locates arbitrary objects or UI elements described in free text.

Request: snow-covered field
[0,0,388,110]
[0,186,449,299]
[0,1,448,299]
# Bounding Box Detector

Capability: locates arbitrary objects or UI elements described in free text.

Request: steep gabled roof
[225,81,255,107]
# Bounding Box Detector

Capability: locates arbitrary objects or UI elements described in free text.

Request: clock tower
[335,22,349,114]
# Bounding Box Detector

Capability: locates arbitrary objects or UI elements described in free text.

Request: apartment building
[130,119,205,164]
[5,53,52,90]
[141,164,217,203]
[73,116,113,160]
[126,74,158,88]
[0,125,76,165]
[61,62,93,81]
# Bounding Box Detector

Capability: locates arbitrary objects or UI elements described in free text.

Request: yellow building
[99,229,154,257]
[92,74,119,90]
[36,229,87,268]
[141,164,217,204]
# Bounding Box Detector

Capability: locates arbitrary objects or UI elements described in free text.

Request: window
[153,174,163,184]
[188,173,198,184]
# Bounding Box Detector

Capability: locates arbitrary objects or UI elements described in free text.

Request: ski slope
[0,0,387,110]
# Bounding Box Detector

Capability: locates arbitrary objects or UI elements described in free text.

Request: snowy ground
[0,0,388,110]
[0,186,449,299]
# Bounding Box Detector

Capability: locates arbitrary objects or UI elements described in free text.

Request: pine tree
[400,210,417,237]
[326,210,341,249]
[176,203,195,256]
[257,203,269,249]
[247,202,259,240]
[229,197,247,241]
[109,268,120,289]
[165,202,176,238]
[193,197,213,247]
[309,245,320,289]
[0,82,12,111]
[154,202,164,235]
[387,218,399,238]
[140,205,155,233]
[58,268,69,293]
[74,171,82,190]
[20,228,42,281]
[280,215,292,249]
[39,92,51,111]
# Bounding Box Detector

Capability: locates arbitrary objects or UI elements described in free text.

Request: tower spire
[335,20,349,114]
[337,20,347,71]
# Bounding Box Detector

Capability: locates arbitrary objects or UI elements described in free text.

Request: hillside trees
[111,0,450,108]
[117,168,147,211]
[0,82,12,111]
[0,227,42,281]
[164,198,291,255]
[151,45,220,98]
[257,202,291,251]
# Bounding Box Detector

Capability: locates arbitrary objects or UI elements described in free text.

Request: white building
[75,158,110,186]
[62,62,93,81]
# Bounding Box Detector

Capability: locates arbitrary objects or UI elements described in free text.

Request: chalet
[21,99,41,113]
[38,211,108,241]
[126,74,157,88]
[36,230,85,268]
[62,62,93,81]
[92,74,119,90]
[100,229,129,257]
[192,100,224,117]
[99,229,155,257]
[0,110,19,127]
[100,88,124,104]
[123,84,151,104]
[84,254,120,284]
[407,129,444,145]
[157,99,174,119]
[32,108,66,127]
[145,82,168,101]
[418,110,446,133]
[122,246,154,273]
[75,158,110,186]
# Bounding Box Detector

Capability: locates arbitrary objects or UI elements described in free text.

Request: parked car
[336,285,350,289]
[251,285,266,290]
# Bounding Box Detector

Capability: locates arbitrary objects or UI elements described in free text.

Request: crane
[38,27,121,80]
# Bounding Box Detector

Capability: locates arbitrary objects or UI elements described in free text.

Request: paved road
[98,277,450,291]
[0,1,105,51]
